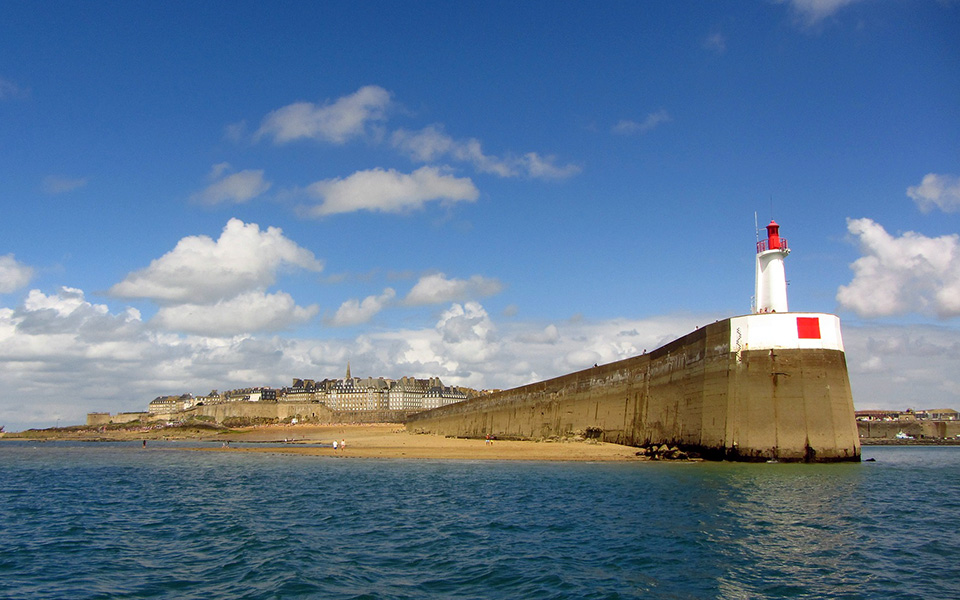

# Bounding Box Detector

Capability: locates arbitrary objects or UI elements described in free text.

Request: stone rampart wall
[406,318,860,462]
[858,421,960,439]
[87,412,149,426]
[89,404,418,426]
[180,402,416,425]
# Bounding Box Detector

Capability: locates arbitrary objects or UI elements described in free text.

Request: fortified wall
[89,402,418,426]
[858,421,960,440]
[407,313,860,462]
[184,401,418,424]
[87,412,149,426]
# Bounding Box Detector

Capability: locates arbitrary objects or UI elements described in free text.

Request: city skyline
[1,1,958,430]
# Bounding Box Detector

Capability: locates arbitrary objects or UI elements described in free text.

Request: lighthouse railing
[757,238,788,253]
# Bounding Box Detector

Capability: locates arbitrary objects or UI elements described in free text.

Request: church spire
[345,361,351,380]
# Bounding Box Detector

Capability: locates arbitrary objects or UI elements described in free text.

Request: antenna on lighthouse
[754,211,760,246]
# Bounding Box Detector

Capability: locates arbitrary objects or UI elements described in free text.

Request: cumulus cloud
[837,218,960,318]
[303,166,479,217]
[842,323,960,411]
[41,176,88,195]
[192,163,271,205]
[435,302,501,363]
[110,219,323,305]
[785,0,863,26]
[328,288,396,327]
[0,286,229,429]
[0,255,34,293]
[404,273,503,306]
[154,291,318,336]
[370,308,707,390]
[907,173,960,214]
[4,277,957,431]
[517,324,560,344]
[612,110,672,135]
[255,85,391,144]
[16,287,141,337]
[391,125,581,180]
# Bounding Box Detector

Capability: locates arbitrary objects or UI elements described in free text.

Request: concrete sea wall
[407,314,860,462]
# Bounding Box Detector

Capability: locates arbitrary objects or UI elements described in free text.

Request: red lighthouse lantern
[766,220,781,250]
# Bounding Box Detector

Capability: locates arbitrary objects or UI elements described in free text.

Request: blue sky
[1,0,958,430]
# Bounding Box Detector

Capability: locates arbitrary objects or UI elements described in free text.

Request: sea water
[0,443,957,600]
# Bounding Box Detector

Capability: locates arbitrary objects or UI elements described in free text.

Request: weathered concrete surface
[407,318,860,462]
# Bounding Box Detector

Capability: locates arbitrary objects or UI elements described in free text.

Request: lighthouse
[755,220,790,313]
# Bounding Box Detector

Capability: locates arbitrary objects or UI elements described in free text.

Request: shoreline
[11,422,959,460]
[860,438,960,446]
[0,423,646,462]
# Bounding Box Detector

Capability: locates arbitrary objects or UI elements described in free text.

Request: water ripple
[1,443,959,599]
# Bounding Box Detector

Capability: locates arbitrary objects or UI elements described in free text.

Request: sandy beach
[3,423,644,462]
[197,424,643,461]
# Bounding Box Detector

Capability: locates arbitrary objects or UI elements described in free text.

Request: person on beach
[332,440,338,451]
[341,439,346,451]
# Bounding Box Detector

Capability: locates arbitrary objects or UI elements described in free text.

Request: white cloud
[3,279,956,431]
[304,166,479,217]
[368,308,708,390]
[517,324,560,344]
[41,176,88,195]
[837,218,960,318]
[435,302,501,363]
[255,85,391,144]
[110,219,323,305]
[907,173,960,214]
[0,255,34,293]
[0,287,235,429]
[390,125,454,163]
[786,0,863,26]
[23,286,103,317]
[328,288,396,327]
[154,291,318,336]
[842,323,960,411]
[404,273,503,306]
[0,76,28,100]
[3,288,143,364]
[520,153,582,179]
[391,125,581,180]
[612,110,672,135]
[192,163,271,205]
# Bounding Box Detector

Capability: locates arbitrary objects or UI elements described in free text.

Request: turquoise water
[1,443,957,599]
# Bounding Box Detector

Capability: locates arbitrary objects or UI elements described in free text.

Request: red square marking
[797,317,821,339]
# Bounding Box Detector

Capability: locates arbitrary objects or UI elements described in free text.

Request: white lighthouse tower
[754,220,790,313]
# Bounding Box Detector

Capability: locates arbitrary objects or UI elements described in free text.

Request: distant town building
[855,409,959,422]
[144,364,475,414]
[148,394,193,414]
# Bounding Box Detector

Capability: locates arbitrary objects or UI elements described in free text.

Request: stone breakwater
[408,316,860,463]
